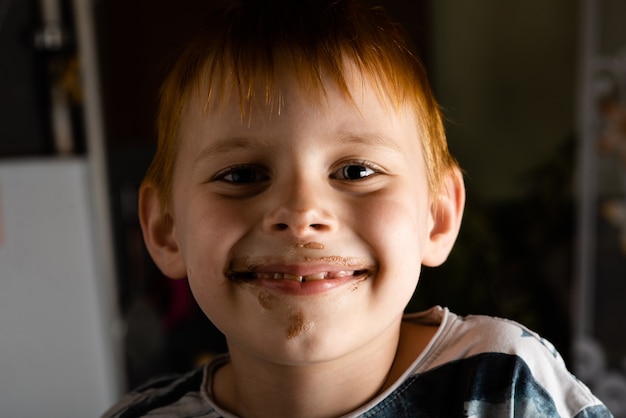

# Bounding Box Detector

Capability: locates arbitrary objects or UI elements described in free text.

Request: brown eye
[214,165,270,184]
[333,164,376,180]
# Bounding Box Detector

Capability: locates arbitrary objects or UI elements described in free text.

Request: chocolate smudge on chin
[286,311,312,339]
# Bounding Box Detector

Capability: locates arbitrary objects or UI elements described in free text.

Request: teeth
[254,271,359,282]
[280,273,302,282]
[305,272,327,281]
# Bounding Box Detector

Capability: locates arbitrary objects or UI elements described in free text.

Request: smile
[228,270,369,283]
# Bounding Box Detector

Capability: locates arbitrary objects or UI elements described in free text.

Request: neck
[213,325,401,418]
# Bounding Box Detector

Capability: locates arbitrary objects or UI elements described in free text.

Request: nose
[262,177,338,237]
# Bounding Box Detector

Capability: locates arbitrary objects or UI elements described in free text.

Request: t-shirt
[101,306,613,417]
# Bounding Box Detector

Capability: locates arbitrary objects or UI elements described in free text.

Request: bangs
[186,1,426,115]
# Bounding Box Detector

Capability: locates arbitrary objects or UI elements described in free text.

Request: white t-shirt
[102,306,612,417]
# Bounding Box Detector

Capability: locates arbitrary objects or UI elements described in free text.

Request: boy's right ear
[138,183,187,279]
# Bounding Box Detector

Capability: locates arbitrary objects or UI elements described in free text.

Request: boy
[103,0,611,416]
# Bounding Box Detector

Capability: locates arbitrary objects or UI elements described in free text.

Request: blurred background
[1,0,625,416]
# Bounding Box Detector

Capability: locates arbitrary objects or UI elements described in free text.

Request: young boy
[103,0,611,416]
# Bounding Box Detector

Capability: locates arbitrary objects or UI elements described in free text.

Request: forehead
[181,76,415,153]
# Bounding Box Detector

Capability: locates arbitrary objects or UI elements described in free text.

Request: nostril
[275,223,289,231]
[271,223,326,232]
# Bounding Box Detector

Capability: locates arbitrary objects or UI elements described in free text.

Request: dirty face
[166,64,438,366]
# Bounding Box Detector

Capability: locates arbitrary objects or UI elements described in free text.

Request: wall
[430,0,578,202]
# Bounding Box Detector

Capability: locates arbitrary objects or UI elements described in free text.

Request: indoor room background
[1,0,624,416]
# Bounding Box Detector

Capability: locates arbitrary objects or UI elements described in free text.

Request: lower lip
[242,273,368,296]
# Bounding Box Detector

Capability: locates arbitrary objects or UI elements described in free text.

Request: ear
[422,167,465,267]
[138,182,187,279]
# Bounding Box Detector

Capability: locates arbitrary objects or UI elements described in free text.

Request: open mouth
[227,269,369,283]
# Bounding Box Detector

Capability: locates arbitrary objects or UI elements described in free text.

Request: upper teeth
[256,271,355,282]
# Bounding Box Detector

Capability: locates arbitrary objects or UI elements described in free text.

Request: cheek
[357,195,427,251]
[177,193,249,250]
[355,194,428,295]
[176,198,259,313]
[186,214,242,279]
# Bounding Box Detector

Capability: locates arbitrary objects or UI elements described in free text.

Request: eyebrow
[337,132,404,153]
[193,131,403,165]
[193,136,271,165]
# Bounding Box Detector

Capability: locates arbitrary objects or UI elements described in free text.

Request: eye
[331,162,378,181]
[212,165,270,184]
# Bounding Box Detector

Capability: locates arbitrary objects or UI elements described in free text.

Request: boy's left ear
[422,167,465,267]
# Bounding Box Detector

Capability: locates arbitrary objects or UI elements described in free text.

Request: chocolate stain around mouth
[351,274,368,291]
[257,290,279,309]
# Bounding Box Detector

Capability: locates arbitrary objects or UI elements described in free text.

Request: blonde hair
[144,0,458,211]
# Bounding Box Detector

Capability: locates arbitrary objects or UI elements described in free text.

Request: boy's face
[145,64,459,365]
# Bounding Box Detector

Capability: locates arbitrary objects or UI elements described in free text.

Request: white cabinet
[0,158,121,417]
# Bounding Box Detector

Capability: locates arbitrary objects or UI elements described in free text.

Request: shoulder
[390,307,612,418]
[100,366,218,418]
[406,306,561,364]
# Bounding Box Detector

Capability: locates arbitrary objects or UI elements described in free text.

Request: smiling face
[140,64,464,366]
